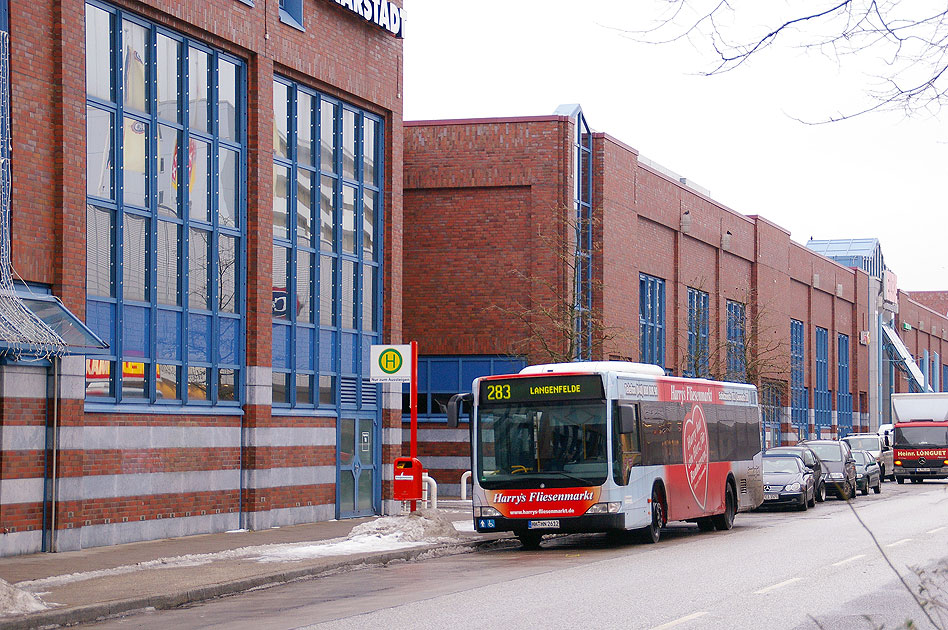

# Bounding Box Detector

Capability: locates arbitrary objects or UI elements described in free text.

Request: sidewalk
[0,501,502,630]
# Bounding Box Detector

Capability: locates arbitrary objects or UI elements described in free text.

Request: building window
[272,77,383,410]
[726,300,746,382]
[685,288,710,378]
[760,380,783,449]
[837,333,853,437]
[639,274,665,368]
[402,356,526,420]
[814,326,831,436]
[790,319,808,439]
[278,0,303,30]
[943,364,947,393]
[84,2,245,406]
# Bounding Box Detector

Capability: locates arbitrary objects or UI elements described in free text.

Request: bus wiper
[544,471,594,485]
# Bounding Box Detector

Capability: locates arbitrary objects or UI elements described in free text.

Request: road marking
[886,538,912,548]
[832,553,866,567]
[650,612,709,630]
[927,527,946,535]
[755,577,802,594]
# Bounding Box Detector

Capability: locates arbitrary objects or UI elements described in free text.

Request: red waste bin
[393,457,424,501]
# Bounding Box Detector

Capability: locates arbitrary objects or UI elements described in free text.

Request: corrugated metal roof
[806,238,881,258]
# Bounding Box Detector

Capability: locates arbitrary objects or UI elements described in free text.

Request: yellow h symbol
[379,349,402,374]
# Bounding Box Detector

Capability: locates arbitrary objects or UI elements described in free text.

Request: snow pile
[0,578,47,617]
[348,509,463,542]
[251,509,463,563]
[8,510,470,600]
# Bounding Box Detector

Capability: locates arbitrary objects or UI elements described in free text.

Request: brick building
[0,0,405,556]
[402,107,948,495]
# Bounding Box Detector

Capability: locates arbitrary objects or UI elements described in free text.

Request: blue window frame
[726,300,746,382]
[685,288,710,378]
[271,76,383,411]
[790,319,808,438]
[814,327,831,436]
[639,274,665,368]
[402,356,526,420]
[760,380,782,449]
[837,333,853,438]
[573,111,593,361]
[278,0,304,30]
[943,364,947,393]
[84,2,245,406]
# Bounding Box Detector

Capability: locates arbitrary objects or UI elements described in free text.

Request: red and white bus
[448,361,764,548]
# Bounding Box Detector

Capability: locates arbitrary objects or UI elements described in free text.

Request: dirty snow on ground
[12,509,468,605]
[0,579,48,617]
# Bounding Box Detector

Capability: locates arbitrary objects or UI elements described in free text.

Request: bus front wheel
[712,483,736,531]
[638,489,665,544]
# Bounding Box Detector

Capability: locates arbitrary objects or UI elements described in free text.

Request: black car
[799,439,858,500]
[765,445,827,503]
[852,449,882,495]
[762,454,815,511]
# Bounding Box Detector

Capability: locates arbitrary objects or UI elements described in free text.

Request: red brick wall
[908,291,948,318]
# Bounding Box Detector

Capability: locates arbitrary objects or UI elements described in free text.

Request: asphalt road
[83,480,948,630]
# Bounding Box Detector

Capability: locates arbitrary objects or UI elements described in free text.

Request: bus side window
[613,403,642,485]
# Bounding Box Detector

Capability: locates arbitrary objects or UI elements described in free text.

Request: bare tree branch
[622,0,948,120]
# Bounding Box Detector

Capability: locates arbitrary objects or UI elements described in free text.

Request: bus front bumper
[473,513,626,535]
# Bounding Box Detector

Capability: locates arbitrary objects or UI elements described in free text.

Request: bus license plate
[914,468,932,473]
[764,493,779,500]
[528,520,559,529]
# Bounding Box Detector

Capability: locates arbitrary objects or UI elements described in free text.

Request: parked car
[843,433,894,481]
[762,454,815,511]
[852,449,882,495]
[799,439,858,500]
[766,445,827,503]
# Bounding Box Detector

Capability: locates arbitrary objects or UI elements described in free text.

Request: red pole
[410,340,418,511]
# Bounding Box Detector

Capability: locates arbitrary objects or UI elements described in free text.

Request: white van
[843,433,894,481]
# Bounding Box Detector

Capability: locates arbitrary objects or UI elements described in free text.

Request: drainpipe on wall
[49,357,59,552]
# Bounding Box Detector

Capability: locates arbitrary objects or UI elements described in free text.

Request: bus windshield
[476,400,608,489]
[895,426,948,448]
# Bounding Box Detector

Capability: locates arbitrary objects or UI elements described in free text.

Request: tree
[677,283,791,388]
[487,207,626,364]
[628,0,948,120]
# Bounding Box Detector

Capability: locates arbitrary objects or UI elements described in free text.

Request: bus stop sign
[370,345,412,383]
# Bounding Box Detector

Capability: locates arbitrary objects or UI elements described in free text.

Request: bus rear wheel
[638,489,665,544]
[712,483,736,531]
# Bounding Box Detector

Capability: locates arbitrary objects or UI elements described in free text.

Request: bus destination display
[478,374,605,405]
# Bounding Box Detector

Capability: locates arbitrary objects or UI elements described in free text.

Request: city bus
[447,361,764,548]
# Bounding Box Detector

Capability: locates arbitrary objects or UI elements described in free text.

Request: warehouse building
[402,107,948,495]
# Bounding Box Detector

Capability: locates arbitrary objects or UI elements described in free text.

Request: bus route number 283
[486,384,511,401]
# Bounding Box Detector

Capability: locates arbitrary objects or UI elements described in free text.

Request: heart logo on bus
[682,404,710,511]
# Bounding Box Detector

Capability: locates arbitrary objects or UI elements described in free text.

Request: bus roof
[520,361,666,377]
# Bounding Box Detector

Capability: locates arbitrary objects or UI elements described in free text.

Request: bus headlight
[585,502,622,514]
[478,506,502,517]
[894,460,902,466]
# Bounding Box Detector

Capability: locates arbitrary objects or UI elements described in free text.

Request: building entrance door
[337,414,379,518]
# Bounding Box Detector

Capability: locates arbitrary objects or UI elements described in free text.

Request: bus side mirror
[447,393,473,428]
[618,404,639,434]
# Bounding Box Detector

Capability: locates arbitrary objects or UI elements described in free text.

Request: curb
[0,538,494,630]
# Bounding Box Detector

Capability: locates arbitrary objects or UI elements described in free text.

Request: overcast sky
[402,1,948,293]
